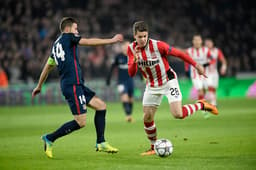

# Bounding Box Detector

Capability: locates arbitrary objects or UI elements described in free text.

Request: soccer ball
[154,138,173,157]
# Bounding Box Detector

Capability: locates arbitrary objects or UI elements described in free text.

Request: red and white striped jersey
[208,47,224,72]
[186,47,211,65]
[127,39,197,88]
[186,47,213,79]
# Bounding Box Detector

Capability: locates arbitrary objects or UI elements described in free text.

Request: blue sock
[46,120,81,142]
[94,110,106,143]
[123,102,132,115]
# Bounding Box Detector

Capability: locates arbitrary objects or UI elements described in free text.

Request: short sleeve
[71,34,82,44]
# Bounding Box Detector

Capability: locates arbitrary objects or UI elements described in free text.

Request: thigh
[62,84,87,115]
[88,96,106,110]
[192,77,204,90]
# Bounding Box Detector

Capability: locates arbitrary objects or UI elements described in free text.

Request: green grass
[0,98,256,170]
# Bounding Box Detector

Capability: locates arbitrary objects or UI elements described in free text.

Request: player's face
[205,40,214,49]
[192,36,202,49]
[134,31,148,48]
[70,23,79,34]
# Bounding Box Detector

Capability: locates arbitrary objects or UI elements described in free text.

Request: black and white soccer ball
[154,138,173,157]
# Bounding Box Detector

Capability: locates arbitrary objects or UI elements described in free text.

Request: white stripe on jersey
[151,40,168,86]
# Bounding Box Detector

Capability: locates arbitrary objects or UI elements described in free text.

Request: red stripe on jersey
[73,85,81,114]
[73,46,80,84]
[202,47,205,53]
[141,48,154,87]
[149,40,162,86]
[157,41,170,81]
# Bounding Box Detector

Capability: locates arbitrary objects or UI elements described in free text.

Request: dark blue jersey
[107,53,133,84]
[50,33,83,86]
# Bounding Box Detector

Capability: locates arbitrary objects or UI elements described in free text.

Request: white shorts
[192,76,208,90]
[142,79,182,106]
[206,71,219,88]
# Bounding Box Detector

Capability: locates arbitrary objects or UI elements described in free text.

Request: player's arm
[79,34,123,46]
[203,50,217,67]
[127,46,138,77]
[168,47,207,78]
[158,41,206,77]
[218,50,227,75]
[32,57,56,97]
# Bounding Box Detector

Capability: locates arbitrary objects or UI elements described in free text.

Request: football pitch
[0,98,255,170]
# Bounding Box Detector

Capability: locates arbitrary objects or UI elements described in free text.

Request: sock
[129,103,133,114]
[208,87,217,106]
[123,102,132,115]
[182,102,203,118]
[46,120,81,142]
[144,121,157,150]
[198,94,204,100]
[94,110,106,143]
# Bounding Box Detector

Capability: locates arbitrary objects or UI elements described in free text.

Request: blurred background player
[127,21,218,156]
[204,38,227,106]
[106,41,134,122]
[185,35,216,101]
[32,17,123,158]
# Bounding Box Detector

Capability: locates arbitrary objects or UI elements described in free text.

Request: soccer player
[127,21,218,156]
[204,38,227,106]
[106,41,135,122]
[185,35,216,101]
[32,17,123,158]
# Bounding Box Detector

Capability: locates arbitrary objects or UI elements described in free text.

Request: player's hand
[195,63,207,78]
[220,64,227,75]
[113,34,123,42]
[133,46,140,63]
[32,86,41,98]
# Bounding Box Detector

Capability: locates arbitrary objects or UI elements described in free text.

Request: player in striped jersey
[32,17,123,158]
[185,35,217,102]
[204,38,227,106]
[127,21,219,156]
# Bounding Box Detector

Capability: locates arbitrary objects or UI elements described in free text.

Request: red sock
[144,121,157,149]
[182,103,203,118]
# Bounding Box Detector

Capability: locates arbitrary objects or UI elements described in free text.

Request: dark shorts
[117,79,134,97]
[61,84,96,115]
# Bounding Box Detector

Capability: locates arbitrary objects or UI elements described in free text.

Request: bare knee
[144,113,153,122]
[74,114,87,127]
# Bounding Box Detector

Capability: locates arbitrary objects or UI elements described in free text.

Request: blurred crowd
[0,0,255,85]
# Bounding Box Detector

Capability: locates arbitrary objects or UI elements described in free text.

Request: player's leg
[207,72,219,106]
[121,93,134,122]
[42,85,87,158]
[166,79,218,119]
[84,85,118,153]
[141,91,162,156]
[192,77,205,100]
[88,96,118,153]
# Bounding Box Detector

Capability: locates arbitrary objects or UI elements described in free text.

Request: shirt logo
[138,59,160,67]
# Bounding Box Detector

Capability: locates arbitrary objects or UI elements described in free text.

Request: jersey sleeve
[168,47,197,67]
[71,33,82,45]
[157,41,170,56]
[127,45,138,77]
[218,49,224,60]
[47,56,56,66]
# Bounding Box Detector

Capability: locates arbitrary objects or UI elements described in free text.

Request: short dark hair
[59,17,78,32]
[133,21,148,35]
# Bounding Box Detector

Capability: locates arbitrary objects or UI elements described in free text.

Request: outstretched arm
[127,45,139,77]
[32,60,55,98]
[169,47,207,78]
[79,34,123,46]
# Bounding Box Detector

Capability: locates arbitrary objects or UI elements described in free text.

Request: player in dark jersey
[106,41,135,122]
[32,17,123,158]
